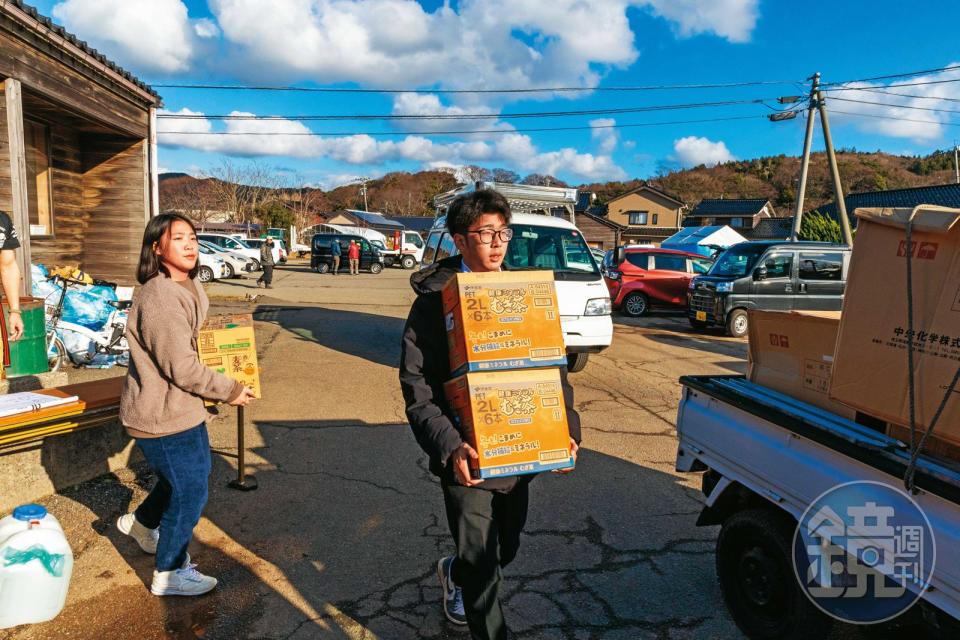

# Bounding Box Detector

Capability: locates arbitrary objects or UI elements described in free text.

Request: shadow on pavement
[253,305,405,369]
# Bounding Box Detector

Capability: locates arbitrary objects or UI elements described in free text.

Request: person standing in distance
[330,238,342,275]
[348,239,360,276]
[399,190,581,639]
[257,237,275,289]
[117,213,256,597]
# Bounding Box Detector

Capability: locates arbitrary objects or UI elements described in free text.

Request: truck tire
[369,263,383,274]
[622,292,649,317]
[726,309,749,338]
[401,255,417,269]
[716,509,832,640]
[197,266,214,283]
[316,262,330,274]
[566,352,589,372]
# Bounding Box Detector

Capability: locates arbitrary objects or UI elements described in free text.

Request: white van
[422,210,612,372]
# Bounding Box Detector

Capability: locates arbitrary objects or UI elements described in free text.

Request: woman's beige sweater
[120,274,241,438]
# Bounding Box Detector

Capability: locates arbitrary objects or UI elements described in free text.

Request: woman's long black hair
[137,213,200,284]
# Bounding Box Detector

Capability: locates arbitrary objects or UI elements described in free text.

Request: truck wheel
[401,255,417,269]
[566,352,589,372]
[316,262,330,274]
[622,292,649,317]
[717,509,832,640]
[197,266,214,283]
[726,309,749,338]
[369,263,383,274]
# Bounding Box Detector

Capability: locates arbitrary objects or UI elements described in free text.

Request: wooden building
[576,212,624,250]
[0,2,162,288]
[603,184,686,245]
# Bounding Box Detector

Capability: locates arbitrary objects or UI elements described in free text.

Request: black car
[311,233,384,274]
[687,241,851,337]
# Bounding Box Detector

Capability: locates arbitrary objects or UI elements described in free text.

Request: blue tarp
[662,225,748,257]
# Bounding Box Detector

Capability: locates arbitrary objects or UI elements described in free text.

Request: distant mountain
[159,148,960,218]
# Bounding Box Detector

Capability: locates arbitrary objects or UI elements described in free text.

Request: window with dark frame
[24,120,53,237]
[628,211,649,225]
[652,213,659,225]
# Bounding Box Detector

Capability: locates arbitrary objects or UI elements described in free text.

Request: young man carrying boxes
[400,190,580,640]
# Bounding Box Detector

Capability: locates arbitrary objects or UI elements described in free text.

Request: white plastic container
[0,504,73,628]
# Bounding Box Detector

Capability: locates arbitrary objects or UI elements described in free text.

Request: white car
[200,240,254,278]
[198,233,263,269]
[245,237,286,264]
[197,245,228,283]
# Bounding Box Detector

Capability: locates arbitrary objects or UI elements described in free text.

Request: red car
[605,248,714,316]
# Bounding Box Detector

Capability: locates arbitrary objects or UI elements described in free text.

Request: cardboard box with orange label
[747,309,856,419]
[199,314,262,399]
[444,368,573,479]
[442,271,566,377]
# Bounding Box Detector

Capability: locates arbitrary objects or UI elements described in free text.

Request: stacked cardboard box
[828,206,960,460]
[199,314,262,399]
[442,271,574,479]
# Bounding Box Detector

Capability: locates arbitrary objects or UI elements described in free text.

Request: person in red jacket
[347,239,361,275]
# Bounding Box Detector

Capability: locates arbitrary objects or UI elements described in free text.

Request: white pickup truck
[676,375,960,638]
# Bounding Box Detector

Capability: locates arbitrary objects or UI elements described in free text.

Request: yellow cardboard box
[444,368,573,479]
[199,314,261,399]
[442,271,566,377]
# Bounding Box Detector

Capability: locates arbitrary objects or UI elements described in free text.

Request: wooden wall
[577,214,620,250]
[0,86,10,214]
[30,122,86,267]
[80,135,145,283]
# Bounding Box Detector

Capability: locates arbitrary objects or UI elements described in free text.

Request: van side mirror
[754,265,768,281]
[614,246,626,266]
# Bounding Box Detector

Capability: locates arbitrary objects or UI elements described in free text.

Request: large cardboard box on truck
[199,314,262,399]
[829,206,960,446]
[444,368,573,479]
[747,309,855,419]
[442,271,566,377]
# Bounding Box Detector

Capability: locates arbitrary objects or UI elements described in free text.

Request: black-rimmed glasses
[467,228,514,244]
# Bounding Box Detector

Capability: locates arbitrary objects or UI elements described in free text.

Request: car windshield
[505,224,600,280]
[708,244,767,278]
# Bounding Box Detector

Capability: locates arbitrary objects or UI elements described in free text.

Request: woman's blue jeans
[133,423,211,572]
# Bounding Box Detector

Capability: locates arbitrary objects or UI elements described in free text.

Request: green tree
[799,211,843,243]
[257,201,295,231]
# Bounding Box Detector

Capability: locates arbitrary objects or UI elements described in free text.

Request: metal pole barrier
[227,405,258,491]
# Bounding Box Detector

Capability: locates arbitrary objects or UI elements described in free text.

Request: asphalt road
[2,264,762,639]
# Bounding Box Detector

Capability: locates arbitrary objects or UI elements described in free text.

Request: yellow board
[199,314,262,399]
[441,271,566,377]
[444,368,573,479]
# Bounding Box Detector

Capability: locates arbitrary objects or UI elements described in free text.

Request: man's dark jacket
[399,255,582,493]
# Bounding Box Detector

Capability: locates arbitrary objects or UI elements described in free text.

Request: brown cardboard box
[444,368,573,479]
[886,422,960,462]
[747,309,855,419]
[830,206,960,444]
[199,314,262,399]
[442,271,567,377]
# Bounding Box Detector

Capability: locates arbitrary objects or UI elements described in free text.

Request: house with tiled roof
[812,183,960,228]
[603,183,686,244]
[0,1,163,286]
[684,198,781,232]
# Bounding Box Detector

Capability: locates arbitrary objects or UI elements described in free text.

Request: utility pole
[816,85,854,246]
[360,178,368,211]
[954,142,959,184]
[790,73,819,242]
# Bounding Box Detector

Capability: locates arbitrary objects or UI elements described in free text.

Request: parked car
[311,233,384,274]
[687,240,851,337]
[590,247,606,266]
[605,248,714,317]
[197,245,228,283]
[199,240,254,278]
[245,237,286,264]
[198,233,262,270]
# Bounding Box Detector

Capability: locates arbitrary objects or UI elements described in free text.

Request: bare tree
[491,168,520,183]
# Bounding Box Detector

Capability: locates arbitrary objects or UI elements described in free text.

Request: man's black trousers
[258,264,273,285]
[442,479,530,640]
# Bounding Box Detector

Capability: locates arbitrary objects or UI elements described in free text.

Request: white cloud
[590,118,619,154]
[672,136,735,167]
[158,109,625,181]
[51,0,198,74]
[390,94,508,134]
[194,18,221,39]
[644,0,759,43]
[824,63,960,143]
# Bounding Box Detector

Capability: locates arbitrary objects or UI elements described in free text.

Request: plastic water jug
[0,504,73,628]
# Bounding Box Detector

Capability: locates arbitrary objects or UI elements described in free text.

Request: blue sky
[30,0,960,188]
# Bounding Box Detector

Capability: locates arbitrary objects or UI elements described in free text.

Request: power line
[830,109,960,127]
[828,96,960,114]
[823,63,960,87]
[156,113,770,137]
[857,88,960,103]
[156,98,774,122]
[824,77,960,91]
[150,79,799,95]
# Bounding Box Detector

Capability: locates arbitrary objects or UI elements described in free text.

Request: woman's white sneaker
[116,513,159,554]
[150,562,217,596]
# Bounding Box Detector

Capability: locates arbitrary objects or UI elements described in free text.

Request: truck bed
[676,375,960,621]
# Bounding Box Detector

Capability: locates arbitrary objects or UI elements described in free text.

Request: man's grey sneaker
[116,513,159,554]
[150,561,217,596]
[437,556,467,625]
